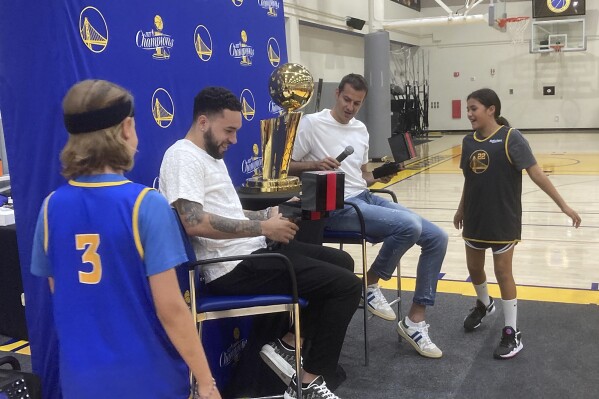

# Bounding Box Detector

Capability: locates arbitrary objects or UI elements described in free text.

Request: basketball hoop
[498,16,530,45]
[550,44,564,52]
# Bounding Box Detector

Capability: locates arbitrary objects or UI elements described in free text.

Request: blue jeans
[325,190,448,306]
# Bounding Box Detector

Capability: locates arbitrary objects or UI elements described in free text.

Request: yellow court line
[374,136,599,179]
[427,131,444,137]
[536,154,599,175]
[0,277,596,357]
[369,168,424,190]
[370,147,460,189]
[0,340,28,352]
[374,276,599,305]
[16,346,31,355]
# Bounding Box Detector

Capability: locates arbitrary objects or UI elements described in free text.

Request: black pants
[207,240,361,377]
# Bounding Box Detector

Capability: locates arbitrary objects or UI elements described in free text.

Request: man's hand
[289,157,339,176]
[378,175,393,184]
[261,212,299,243]
[314,157,340,171]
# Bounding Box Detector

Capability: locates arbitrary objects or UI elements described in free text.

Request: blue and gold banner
[0,1,286,397]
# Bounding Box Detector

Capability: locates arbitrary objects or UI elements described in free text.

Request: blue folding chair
[171,208,305,398]
[322,188,402,367]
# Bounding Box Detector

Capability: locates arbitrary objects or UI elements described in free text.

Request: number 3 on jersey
[76,234,103,284]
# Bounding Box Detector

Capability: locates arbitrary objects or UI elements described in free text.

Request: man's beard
[203,127,223,159]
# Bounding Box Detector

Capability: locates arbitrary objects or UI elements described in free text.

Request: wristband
[195,378,216,399]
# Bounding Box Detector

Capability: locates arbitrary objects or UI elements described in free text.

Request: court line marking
[370,147,461,190]
[2,277,597,355]
[372,275,599,305]
[0,340,29,352]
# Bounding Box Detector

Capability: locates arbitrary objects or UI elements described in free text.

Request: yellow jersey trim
[68,180,132,188]
[43,192,56,254]
[132,188,154,260]
[505,127,514,165]
[473,125,503,142]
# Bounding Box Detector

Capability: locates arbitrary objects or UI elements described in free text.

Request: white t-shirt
[292,109,369,199]
[159,139,266,282]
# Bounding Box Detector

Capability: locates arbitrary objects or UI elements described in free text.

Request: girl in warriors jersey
[453,88,581,360]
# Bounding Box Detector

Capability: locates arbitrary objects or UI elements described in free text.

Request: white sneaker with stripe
[397,318,442,358]
[361,283,396,321]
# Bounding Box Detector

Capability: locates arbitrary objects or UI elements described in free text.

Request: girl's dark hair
[467,88,510,127]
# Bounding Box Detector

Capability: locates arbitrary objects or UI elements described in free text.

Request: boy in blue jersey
[30,80,221,399]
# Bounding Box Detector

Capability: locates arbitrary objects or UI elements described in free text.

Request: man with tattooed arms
[159,86,360,399]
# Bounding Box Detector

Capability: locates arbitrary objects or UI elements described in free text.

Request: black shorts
[465,240,516,255]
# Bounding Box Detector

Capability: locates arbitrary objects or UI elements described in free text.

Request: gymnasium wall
[287,0,599,130]
[421,1,599,130]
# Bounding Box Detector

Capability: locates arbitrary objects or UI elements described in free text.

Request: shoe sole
[464,303,496,332]
[493,341,523,360]
[259,345,294,385]
[360,298,397,321]
[397,324,443,359]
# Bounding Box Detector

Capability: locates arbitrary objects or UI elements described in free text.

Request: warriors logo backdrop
[0,1,287,397]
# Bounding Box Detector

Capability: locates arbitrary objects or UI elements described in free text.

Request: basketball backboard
[531,18,586,53]
[489,0,508,31]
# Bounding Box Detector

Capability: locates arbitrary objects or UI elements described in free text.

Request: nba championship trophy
[242,63,314,192]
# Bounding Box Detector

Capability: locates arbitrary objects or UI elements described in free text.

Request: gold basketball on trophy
[241,63,314,193]
[268,63,314,112]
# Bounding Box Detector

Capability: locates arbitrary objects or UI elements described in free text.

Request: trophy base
[240,176,301,193]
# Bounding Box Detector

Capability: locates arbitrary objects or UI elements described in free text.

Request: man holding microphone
[289,73,448,359]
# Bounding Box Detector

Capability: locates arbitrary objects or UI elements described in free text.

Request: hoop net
[498,17,530,45]
[550,44,564,52]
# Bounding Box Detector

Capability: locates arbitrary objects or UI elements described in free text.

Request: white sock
[473,282,491,306]
[404,316,424,328]
[502,298,518,329]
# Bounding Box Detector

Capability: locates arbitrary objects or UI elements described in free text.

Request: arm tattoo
[174,199,205,226]
[175,199,262,236]
[243,208,269,220]
[209,215,262,235]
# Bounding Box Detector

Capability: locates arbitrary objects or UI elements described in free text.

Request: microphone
[335,146,354,163]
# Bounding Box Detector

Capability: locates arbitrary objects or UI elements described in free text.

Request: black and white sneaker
[284,374,340,399]
[463,297,495,331]
[260,339,298,385]
[493,326,523,359]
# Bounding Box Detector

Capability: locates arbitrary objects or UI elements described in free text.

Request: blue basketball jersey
[41,176,189,398]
